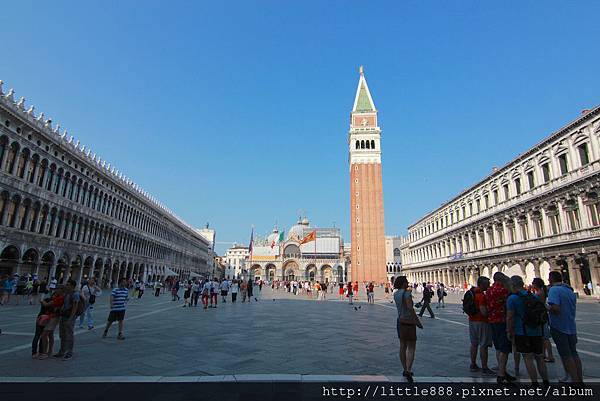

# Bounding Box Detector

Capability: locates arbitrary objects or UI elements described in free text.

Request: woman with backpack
[531,278,555,363]
[394,276,422,383]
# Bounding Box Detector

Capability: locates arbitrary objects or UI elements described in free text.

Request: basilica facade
[0,80,210,287]
[400,107,600,296]
[247,218,346,283]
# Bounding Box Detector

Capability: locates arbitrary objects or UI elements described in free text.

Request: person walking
[191,280,200,307]
[394,276,422,383]
[183,280,192,307]
[485,272,516,384]
[54,279,81,361]
[417,283,435,319]
[346,281,354,305]
[436,283,446,308]
[339,282,344,300]
[201,279,211,309]
[79,278,101,330]
[547,271,583,383]
[531,278,555,363]
[210,278,218,308]
[102,277,129,340]
[231,280,239,303]
[154,281,161,297]
[220,279,230,303]
[138,281,145,299]
[507,275,549,386]
[171,280,180,301]
[465,276,493,374]
[240,280,248,302]
[367,282,375,304]
[321,281,327,300]
[247,279,254,301]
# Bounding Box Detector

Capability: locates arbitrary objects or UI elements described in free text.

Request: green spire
[355,82,374,112]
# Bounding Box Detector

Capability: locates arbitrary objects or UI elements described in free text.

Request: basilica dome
[287,220,305,239]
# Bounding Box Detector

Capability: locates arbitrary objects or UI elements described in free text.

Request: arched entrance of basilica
[283,261,298,281]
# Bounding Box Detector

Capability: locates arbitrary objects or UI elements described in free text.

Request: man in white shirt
[219,280,230,303]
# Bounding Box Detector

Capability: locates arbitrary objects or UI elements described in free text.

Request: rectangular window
[521,222,528,241]
[578,143,590,166]
[541,164,551,183]
[527,171,535,189]
[508,225,516,243]
[534,219,544,238]
[488,230,495,247]
[484,195,489,209]
[588,204,600,227]
[567,209,580,231]
[493,190,499,205]
[558,154,569,175]
[497,226,504,246]
[503,184,510,201]
[515,178,521,195]
[469,203,473,216]
[461,206,466,219]
[549,214,560,235]
[475,199,480,213]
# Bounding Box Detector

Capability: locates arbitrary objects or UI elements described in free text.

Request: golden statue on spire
[359,65,364,75]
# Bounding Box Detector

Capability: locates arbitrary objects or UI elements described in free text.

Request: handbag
[37,314,51,327]
[398,291,419,326]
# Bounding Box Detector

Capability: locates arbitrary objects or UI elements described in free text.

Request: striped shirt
[111,287,129,311]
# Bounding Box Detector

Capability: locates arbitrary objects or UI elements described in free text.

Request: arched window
[355,140,359,149]
[371,140,375,149]
[366,140,370,149]
[360,140,365,149]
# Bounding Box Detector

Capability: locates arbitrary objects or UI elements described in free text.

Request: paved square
[1,288,599,381]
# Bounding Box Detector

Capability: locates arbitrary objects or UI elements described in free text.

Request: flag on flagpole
[271,230,285,249]
[248,227,254,256]
[300,230,317,245]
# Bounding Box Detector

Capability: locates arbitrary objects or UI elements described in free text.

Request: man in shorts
[507,275,549,386]
[102,278,129,340]
[547,271,582,383]
[468,276,494,374]
[485,272,516,383]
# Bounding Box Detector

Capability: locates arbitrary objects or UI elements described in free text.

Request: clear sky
[2,1,599,254]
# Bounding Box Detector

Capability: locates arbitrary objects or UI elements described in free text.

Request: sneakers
[32,353,39,359]
[470,364,481,372]
[37,353,48,360]
[52,353,64,359]
[62,353,73,361]
[117,333,125,340]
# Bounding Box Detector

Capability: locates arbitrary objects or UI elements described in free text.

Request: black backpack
[518,291,548,327]
[86,285,96,305]
[462,288,478,316]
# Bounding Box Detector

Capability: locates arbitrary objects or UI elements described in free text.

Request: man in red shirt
[468,276,494,374]
[485,272,516,383]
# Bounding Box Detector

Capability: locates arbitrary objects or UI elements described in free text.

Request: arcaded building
[400,107,600,295]
[0,80,210,287]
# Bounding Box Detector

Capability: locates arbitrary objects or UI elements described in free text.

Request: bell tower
[349,66,387,283]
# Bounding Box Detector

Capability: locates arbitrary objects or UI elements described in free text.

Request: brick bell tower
[349,66,387,284]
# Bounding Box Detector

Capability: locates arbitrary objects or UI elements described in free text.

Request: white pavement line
[579,331,600,338]
[578,336,600,345]
[0,301,181,356]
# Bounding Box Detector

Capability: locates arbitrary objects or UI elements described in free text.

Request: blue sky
[2,1,599,254]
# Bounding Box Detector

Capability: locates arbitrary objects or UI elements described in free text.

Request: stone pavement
[0,286,599,381]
